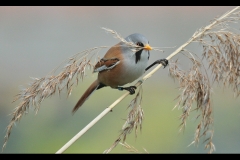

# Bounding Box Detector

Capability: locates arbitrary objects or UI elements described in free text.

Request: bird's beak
[144,44,152,50]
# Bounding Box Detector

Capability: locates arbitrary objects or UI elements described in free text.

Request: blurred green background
[1,6,240,153]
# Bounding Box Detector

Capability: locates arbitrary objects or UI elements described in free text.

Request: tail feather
[72,80,99,113]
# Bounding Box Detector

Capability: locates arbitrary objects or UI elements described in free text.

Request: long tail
[72,80,100,113]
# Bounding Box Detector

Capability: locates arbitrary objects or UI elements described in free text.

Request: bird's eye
[136,42,144,47]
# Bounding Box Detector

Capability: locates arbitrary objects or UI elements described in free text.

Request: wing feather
[93,58,120,72]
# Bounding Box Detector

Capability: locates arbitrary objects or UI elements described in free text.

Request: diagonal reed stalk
[3,6,240,154]
[55,6,240,153]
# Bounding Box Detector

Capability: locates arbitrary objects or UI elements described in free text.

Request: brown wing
[93,44,123,73]
[94,58,120,72]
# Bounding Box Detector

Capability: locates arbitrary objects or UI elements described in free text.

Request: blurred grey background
[0,6,240,153]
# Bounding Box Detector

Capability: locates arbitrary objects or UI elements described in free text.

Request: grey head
[124,33,149,47]
[121,33,152,64]
[119,33,151,54]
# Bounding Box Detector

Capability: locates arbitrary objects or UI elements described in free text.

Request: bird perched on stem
[73,33,168,113]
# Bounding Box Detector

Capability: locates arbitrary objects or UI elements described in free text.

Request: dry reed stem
[3,6,240,154]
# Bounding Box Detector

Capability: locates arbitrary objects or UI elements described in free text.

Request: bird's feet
[157,59,168,68]
[145,58,169,71]
[117,86,137,95]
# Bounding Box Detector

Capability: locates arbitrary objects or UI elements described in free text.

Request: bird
[72,33,168,113]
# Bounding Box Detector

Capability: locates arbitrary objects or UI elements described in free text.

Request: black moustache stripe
[135,49,143,64]
[135,49,150,64]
